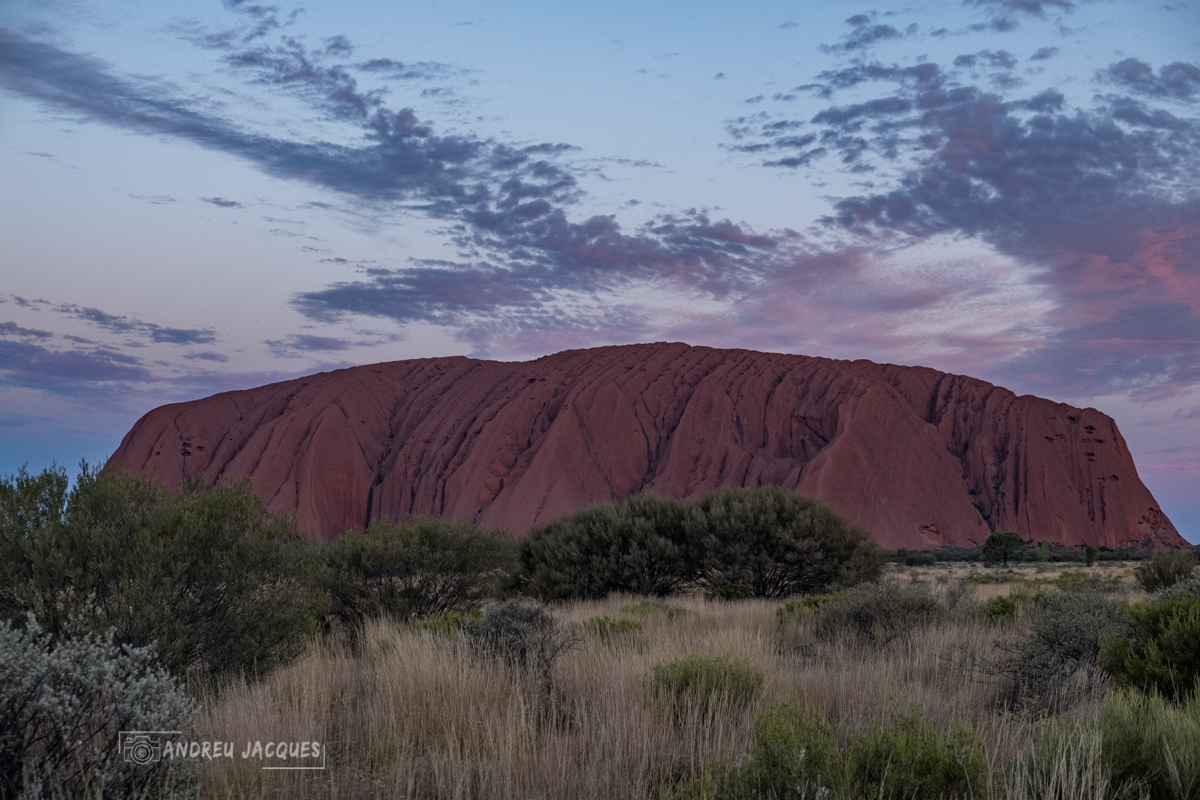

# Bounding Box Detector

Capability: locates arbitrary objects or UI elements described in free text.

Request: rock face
[107,342,1184,549]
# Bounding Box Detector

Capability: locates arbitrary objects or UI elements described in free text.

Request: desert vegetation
[2,464,1198,799]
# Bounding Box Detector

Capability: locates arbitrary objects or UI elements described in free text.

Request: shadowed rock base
[107,342,1184,549]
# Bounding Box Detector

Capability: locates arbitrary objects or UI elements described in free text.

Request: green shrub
[776,591,846,620]
[679,700,845,800]
[697,487,885,598]
[1005,716,1110,800]
[0,616,199,800]
[581,615,643,644]
[983,531,1027,566]
[813,583,946,645]
[405,608,483,637]
[648,654,763,710]
[678,704,985,800]
[1085,546,1100,567]
[847,711,986,800]
[1101,576,1200,699]
[0,465,326,681]
[1101,688,1200,799]
[520,494,705,600]
[1134,550,1198,593]
[993,592,1126,709]
[321,516,516,630]
[461,602,579,692]
[981,588,1045,622]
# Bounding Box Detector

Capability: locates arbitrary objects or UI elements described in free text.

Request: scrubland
[196,562,1149,799]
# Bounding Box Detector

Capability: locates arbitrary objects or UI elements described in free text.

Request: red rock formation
[107,343,1185,549]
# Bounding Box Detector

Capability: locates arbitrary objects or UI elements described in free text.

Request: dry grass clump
[195,567,1144,799]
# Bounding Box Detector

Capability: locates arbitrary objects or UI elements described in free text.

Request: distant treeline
[890,542,1155,566]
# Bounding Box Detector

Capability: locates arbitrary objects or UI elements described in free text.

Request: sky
[1,0,1198,543]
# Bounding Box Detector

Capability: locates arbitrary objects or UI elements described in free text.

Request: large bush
[521,487,883,600]
[697,486,885,598]
[0,465,327,681]
[0,616,198,800]
[321,516,517,629]
[1101,575,1200,699]
[520,494,705,600]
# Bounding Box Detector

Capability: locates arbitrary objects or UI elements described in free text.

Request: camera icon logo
[119,732,166,765]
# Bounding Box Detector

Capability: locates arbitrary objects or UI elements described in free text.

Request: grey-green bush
[813,583,946,645]
[0,465,327,681]
[0,616,198,800]
[461,602,579,692]
[993,591,1126,709]
[321,516,517,630]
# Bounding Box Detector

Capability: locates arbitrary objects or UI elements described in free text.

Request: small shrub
[649,654,763,710]
[581,615,642,644]
[776,591,846,620]
[461,602,579,692]
[1101,688,1200,799]
[1101,576,1200,699]
[1085,546,1099,567]
[847,711,986,800]
[814,583,946,645]
[0,616,199,800]
[1134,550,1198,593]
[679,700,845,800]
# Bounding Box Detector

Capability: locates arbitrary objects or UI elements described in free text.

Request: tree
[983,531,1026,567]
[1,464,327,681]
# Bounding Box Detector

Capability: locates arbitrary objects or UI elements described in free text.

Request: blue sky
[2,0,1198,542]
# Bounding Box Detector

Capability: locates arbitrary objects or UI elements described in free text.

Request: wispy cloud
[724,52,1200,399]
